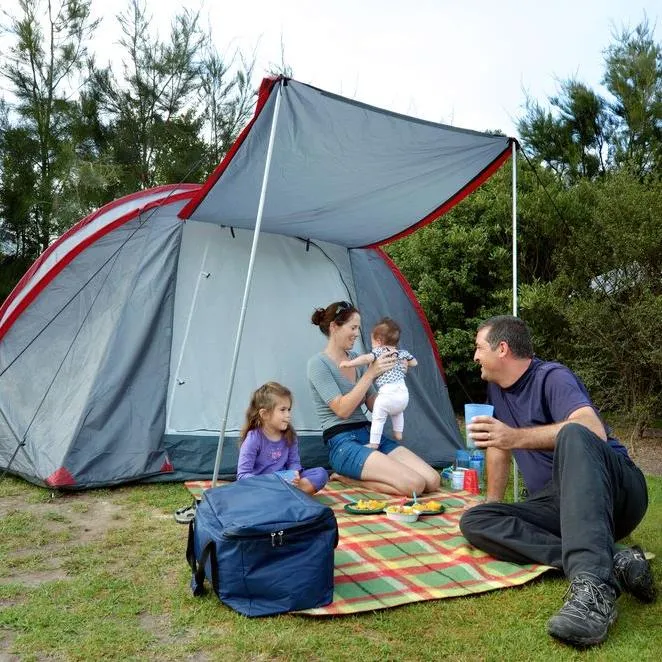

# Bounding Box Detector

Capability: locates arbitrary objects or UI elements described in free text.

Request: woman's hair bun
[311,308,325,326]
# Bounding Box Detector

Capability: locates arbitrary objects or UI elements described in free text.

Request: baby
[340,317,417,448]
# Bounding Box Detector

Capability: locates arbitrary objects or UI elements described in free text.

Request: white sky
[2,0,660,137]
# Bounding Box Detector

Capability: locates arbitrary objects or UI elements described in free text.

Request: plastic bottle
[469,450,485,490]
[456,449,471,469]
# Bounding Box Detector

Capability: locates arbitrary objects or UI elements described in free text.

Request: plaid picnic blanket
[184,479,552,616]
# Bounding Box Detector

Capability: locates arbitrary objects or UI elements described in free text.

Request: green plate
[343,503,385,515]
[404,500,446,516]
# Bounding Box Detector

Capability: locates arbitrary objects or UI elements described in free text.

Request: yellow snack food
[352,499,386,511]
[412,500,443,513]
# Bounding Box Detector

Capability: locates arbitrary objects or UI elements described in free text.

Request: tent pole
[166,240,210,432]
[211,81,284,488]
[511,139,520,502]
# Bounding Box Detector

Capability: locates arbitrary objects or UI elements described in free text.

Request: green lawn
[0,474,660,661]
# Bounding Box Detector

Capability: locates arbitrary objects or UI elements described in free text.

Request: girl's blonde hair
[240,382,295,446]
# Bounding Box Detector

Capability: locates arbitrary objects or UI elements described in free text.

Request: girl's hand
[291,470,301,486]
[339,360,350,368]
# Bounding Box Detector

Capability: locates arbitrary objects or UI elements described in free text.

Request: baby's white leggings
[370,382,409,445]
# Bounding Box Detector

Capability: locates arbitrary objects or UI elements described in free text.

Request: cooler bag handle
[187,521,220,597]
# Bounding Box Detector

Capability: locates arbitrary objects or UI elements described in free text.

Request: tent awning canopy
[181,78,513,248]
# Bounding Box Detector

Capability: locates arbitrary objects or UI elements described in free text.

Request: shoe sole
[547,611,617,648]
[620,546,657,603]
[628,571,657,603]
[174,505,196,524]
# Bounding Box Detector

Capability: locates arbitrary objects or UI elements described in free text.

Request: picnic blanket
[184,479,553,615]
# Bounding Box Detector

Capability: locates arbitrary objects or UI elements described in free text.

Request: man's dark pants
[459,423,649,583]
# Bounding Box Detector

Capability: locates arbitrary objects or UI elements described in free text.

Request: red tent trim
[178,77,280,220]
[365,141,514,249]
[373,247,446,381]
[0,187,198,342]
[45,467,76,488]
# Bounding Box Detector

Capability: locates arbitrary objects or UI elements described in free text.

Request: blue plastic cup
[464,403,494,449]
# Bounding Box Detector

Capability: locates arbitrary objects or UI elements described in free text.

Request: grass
[0,474,660,661]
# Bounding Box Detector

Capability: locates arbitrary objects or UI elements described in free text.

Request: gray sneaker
[613,545,657,603]
[547,573,618,647]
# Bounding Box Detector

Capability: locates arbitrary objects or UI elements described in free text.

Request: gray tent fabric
[0,77,513,488]
[0,197,184,487]
[349,248,460,467]
[184,78,511,247]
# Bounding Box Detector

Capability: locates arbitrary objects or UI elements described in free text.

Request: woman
[307,300,440,496]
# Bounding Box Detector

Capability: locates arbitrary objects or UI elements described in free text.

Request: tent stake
[211,81,284,488]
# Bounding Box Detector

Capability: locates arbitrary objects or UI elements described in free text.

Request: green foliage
[0,0,99,254]
[519,19,661,181]
[0,0,258,274]
[604,19,662,176]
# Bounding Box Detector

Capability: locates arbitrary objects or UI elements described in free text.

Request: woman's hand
[367,352,397,379]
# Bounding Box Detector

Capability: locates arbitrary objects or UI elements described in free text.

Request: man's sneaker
[613,545,657,603]
[547,573,618,647]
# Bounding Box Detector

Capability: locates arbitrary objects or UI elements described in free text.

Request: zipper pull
[278,530,284,546]
[271,532,276,547]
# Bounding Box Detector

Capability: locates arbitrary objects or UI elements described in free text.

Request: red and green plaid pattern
[184,479,552,616]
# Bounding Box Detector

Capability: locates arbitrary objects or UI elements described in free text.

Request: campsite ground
[628,429,662,477]
[0,433,660,661]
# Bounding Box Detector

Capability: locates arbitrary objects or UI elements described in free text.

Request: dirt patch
[0,628,20,662]
[629,434,662,477]
[0,493,126,587]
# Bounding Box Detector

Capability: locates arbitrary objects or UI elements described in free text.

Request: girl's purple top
[236,428,303,479]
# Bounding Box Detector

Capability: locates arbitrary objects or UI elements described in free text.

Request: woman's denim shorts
[327,426,399,479]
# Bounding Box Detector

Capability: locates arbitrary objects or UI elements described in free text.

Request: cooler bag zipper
[223,516,333,547]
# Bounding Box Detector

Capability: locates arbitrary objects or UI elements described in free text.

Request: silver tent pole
[211,82,284,488]
[166,240,210,432]
[511,139,520,502]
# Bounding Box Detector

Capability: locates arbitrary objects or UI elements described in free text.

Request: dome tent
[0,77,514,488]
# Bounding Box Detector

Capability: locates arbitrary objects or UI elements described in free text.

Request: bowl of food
[406,499,445,516]
[384,505,419,522]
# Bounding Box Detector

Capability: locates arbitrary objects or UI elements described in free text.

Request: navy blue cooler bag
[186,474,338,616]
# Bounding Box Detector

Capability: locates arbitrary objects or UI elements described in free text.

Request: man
[459,315,656,648]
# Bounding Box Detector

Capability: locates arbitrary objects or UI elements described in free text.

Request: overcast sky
[2,0,660,137]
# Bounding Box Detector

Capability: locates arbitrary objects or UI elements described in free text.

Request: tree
[199,45,255,175]
[518,80,610,181]
[0,0,99,254]
[603,19,662,177]
[89,0,208,191]
[518,19,661,182]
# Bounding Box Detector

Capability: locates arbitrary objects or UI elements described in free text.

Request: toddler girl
[237,382,328,495]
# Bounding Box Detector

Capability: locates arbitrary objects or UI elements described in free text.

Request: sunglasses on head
[334,301,353,319]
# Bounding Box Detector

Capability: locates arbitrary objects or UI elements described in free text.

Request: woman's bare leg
[359,451,428,496]
[387,446,441,493]
[328,473,406,496]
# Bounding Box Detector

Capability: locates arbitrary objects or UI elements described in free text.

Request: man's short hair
[478,315,534,359]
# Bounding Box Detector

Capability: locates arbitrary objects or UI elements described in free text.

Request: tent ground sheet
[184,479,552,615]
